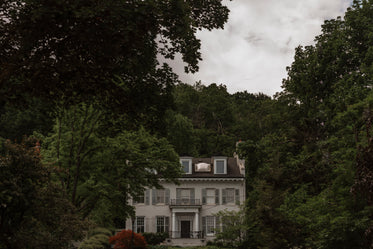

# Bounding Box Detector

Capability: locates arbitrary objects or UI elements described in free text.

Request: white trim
[180,158,192,174]
[214,158,227,174]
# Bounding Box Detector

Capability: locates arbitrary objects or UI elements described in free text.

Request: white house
[126,154,245,246]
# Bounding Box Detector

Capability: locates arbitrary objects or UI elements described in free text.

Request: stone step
[164,238,207,247]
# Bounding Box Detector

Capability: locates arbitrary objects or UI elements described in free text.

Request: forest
[1,0,373,248]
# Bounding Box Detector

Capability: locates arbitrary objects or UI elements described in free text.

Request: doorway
[180,221,190,238]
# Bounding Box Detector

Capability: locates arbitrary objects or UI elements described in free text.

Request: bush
[88,227,113,238]
[142,232,169,245]
[109,229,147,249]
[79,227,113,249]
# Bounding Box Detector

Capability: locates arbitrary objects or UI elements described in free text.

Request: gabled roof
[181,157,244,178]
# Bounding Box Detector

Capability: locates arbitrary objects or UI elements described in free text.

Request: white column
[194,211,199,238]
[172,211,176,238]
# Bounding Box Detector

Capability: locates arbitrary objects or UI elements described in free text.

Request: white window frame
[214,158,227,174]
[134,216,145,233]
[156,189,165,204]
[206,188,215,204]
[133,193,145,204]
[156,216,169,233]
[225,188,235,204]
[180,158,192,174]
[205,216,216,236]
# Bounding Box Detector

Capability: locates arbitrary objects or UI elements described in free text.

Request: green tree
[0,0,230,117]
[165,111,197,156]
[0,138,86,249]
[40,104,182,227]
[215,207,248,248]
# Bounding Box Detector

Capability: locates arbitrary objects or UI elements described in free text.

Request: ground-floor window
[135,216,145,233]
[156,216,169,233]
[202,216,216,236]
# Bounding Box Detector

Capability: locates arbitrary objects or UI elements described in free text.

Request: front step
[164,238,207,247]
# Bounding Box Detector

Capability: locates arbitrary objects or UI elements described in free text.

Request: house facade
[126,154,245,244]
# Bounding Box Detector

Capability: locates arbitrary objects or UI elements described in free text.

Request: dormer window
[214,158,227,174]
[180,158,192,174]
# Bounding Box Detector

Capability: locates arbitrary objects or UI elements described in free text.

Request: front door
[180,221,190,238]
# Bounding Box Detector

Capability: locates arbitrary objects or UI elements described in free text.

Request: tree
[40,103,182,226]
[0,0,230,117]
[215,207,248,248]
[0,138,86,249]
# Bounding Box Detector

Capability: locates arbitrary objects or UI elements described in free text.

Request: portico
[170,200,202,238]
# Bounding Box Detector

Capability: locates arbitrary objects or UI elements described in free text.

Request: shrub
[79,227,113,249]
[142,232,169,245]
[109,229,147,249]
[88,227,113,238]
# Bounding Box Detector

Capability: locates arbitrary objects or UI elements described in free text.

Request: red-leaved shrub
[109,229,147,249]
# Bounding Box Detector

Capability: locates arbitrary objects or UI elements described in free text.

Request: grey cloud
[168,0,351,95]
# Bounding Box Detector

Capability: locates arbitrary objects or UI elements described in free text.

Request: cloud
[168,0,351,96]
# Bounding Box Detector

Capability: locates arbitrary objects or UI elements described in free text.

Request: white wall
[127,178,245,234]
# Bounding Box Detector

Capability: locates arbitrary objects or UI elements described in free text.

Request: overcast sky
[169,0,352,96]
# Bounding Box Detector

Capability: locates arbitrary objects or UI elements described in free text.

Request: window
[222,188,240,205]
[180,189,190,198]
[202,188,219,205]
[176,188,195,204]
[152,189,170,204]
[225,188,235,203]
[135,216,145,233]
[133,189,150,205]
[156,216,169,233]
[214,158,227,174]
[157,189,165,203]
[134,194,145,204]
[180,159,192,174]
[203,216,216,236]
[206,189,215,204]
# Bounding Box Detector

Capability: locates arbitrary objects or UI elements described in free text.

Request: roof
[181,157,244,178]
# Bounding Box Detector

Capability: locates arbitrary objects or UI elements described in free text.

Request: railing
[170,231,204,238]
[170,199,201,205]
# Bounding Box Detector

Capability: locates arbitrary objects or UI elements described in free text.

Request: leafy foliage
[79,227,113,249]
[0,0,229,118]
[39,103,182,227]
[0,138,86,249]
[214,207,247,248]
[109,230,147,249]
[142,232,169,245]
[237,1,373,248]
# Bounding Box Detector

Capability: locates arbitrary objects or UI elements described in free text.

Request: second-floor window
[152,189,170,204]
[133,189,150,205]
[222,188,240,205]
[202,188,220,204]
[176,188,195,204]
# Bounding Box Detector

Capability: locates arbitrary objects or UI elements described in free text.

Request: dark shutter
[202,188,206,204]
[176,189,181,199]
[145,189,150,205]
[215,189,220,205]
[152,189,157,205]
[202,216,206,235]
[215,216,220,233]
[235,189,240,205]
[165,189,170,204]
[190,188,195,202]
[165,216,170,233]
[222,189,227,204]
